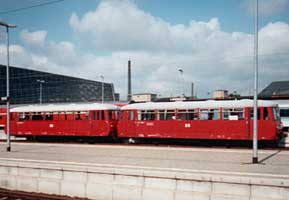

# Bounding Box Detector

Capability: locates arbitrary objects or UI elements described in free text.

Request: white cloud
[259,22,289,54]
[69,0,222,53]
[244,0,289,16]
[67,0,289,98]
[47,41,79,66]
[0,44,33,67]
[20,29,47,47]
[1,0,289,100]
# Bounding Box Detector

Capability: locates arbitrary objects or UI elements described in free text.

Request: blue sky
[1,0,288,42]
[0,0,289,99]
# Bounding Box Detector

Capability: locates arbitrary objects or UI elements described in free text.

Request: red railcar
[7,103,119,138]
[0,108,6,129]
[118,100,282,141]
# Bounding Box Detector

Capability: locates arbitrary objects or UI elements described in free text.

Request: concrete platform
[0,142,288,175]
[0,142,289,200]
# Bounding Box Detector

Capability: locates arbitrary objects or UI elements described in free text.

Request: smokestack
[191,82,194,98]
[127,60,132,101]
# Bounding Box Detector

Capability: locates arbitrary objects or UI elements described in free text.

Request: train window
[45,112,53,120]
[18,112,30,121]
[149,110,155,120]
[140,110,155,120]
[73,111,88,120]
[166,110,175,120]
[108,111,118,120]
[199,109,208,120]
[25,112,30,120]
[140,111,146,120]
[32,112,43,120]
[75,112,81,120]
[177,110,187,120]
[108,111,113,120]
[263,108,269,120]
[250,109,260,120]
[129,111,134,120]
[223,109,229,120]
[0,114,2,119]
[224,108,244,120]
[186,109,198,120]
[100,110,105,120]
[199,109,219,120]
[280,108,289,118]
[157,110,176,120]
[207,109,220,120]
[158,110,166,120]
[18,113,25,121]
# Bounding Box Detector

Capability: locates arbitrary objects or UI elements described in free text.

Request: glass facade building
[0,65,118,105]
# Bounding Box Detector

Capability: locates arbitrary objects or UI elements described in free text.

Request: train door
[248,108,261,140]
[126,110,136,137]
[245,108,250,139]
[259,107,277,139]
[90,110,104,136]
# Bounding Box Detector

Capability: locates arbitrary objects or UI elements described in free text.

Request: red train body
[0,108,6,129]
[2,100,282,143]
[117,100,282,141]
[7,103,119,138]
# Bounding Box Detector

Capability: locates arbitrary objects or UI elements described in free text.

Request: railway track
[0,188,89,200]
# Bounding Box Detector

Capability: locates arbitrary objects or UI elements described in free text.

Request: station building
[259,81,289,99]
[131,93,157,102]
[0,64,119,105]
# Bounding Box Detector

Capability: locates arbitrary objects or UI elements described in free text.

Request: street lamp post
[0,21,16,152]
[36,79,45,104]
[100,75,104,103]
[178,68,185,97]
[253,0,259,164]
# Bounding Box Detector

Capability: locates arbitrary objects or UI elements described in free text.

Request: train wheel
[87,137,97,144]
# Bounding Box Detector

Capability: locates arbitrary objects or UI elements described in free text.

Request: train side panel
[8,105,119,138]
[118,105,281,141]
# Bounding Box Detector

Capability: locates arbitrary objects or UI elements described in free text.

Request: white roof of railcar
[272,100,289,108]
[10,103,119,113]
[121,100,278,110]
[279,104,289,108]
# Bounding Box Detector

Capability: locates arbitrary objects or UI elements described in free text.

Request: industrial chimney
[127,60,132,101]
[191,82,194,98]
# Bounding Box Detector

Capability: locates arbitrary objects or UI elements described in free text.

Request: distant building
[132,93,157,102]
[0,65,118,105]
[259,81,289,99]
[213,90,228,99]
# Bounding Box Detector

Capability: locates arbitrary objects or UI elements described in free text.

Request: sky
[0,0,289,99]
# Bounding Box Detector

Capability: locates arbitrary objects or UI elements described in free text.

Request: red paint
[0,108,6,128]
[118,106,282,141]
[7,109,118,137]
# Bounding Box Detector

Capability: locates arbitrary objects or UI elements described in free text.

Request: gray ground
[0,138,288,176]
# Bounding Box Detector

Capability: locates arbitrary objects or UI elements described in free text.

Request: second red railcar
[118,100,282,141]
